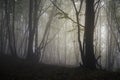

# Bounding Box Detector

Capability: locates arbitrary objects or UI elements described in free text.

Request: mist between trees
[0,0,120,70]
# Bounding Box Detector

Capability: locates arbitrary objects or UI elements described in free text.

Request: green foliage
[55,12,63,16]
[55,12,69,19]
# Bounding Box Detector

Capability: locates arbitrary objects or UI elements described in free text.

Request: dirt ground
[0,55,120,80]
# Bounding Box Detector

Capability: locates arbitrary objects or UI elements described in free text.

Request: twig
[50,0,84,27]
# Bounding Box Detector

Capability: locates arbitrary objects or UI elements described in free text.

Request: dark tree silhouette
[84,0,96,69]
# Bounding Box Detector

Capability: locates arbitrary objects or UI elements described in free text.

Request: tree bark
[27,0,34,60]
[84,0,96,69]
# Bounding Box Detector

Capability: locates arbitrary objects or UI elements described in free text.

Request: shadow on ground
[0,55,120,80]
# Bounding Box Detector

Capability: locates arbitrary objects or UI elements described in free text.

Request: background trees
[105,0,120,70]
[0,0,120,70]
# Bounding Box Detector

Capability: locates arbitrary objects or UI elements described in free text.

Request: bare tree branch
[50,0,84,27]
[71,0,78,13]
[94,0,101,7]
[78,0,83,13]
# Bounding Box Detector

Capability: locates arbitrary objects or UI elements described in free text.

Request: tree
[27,0,48,62]
[27,0,34,60]
[84,0,96,69]
[51,0,97,69]
[71,0,96,69]
[106,0,120,70]
[4,0,17,57]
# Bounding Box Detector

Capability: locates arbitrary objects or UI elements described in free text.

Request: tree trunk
[27,0,34,60]
[84,0,96,69]
[27,0,40,62]
[0,1,4,55]
[5,0,17,56]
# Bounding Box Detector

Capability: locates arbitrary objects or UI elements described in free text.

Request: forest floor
[0,55,120,80]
